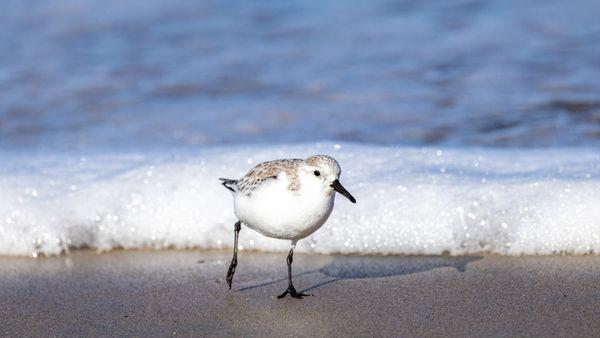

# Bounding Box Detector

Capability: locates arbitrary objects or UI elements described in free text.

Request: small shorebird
[220,155,356,298]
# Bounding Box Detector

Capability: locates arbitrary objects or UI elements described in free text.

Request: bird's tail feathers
[219,178,237,192]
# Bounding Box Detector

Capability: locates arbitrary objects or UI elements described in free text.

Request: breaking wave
[1,143,599,257]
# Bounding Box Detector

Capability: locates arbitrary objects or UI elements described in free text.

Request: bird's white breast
[233,173,334,240]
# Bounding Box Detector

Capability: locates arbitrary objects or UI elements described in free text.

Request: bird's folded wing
[236,159,302,195]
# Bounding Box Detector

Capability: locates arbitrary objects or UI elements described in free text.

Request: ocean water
[1,0,599,149]
[1,0,599,256]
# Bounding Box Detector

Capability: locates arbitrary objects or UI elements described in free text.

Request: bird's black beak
[330,179,356,203]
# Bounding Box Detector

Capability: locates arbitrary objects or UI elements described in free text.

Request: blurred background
[1,0,599,151]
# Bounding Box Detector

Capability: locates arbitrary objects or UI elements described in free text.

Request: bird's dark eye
[314,170,321,177]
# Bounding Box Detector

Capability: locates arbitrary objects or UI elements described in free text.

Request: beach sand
[1,250,600,337]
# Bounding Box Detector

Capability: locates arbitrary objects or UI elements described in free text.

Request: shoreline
[2,250,600,336]
[6,246,600,259]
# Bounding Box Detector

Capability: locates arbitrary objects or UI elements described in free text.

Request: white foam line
[0,143,599,257]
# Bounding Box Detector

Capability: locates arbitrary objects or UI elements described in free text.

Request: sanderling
[220,154,356,298]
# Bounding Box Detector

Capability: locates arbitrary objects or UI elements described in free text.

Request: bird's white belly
[233,181,334,240]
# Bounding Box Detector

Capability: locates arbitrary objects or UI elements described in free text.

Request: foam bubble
[0,144,599,257]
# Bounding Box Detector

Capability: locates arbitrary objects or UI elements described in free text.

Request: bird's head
[303,155,356,203]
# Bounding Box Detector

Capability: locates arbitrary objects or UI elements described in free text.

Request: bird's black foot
[277,286,310,299]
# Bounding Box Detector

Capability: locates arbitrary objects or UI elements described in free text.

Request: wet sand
[1,250,600,337]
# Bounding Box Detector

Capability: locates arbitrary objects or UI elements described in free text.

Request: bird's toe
[277,288,310,299]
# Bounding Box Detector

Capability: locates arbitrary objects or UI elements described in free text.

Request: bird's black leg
[226,221,241,289]
[278,241,310,299]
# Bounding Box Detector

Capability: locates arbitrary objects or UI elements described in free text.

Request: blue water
[1,0,599,150]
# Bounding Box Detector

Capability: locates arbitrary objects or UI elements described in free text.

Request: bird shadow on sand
[238,255,482,294]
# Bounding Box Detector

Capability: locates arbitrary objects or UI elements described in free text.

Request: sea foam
[1,143,599,257]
